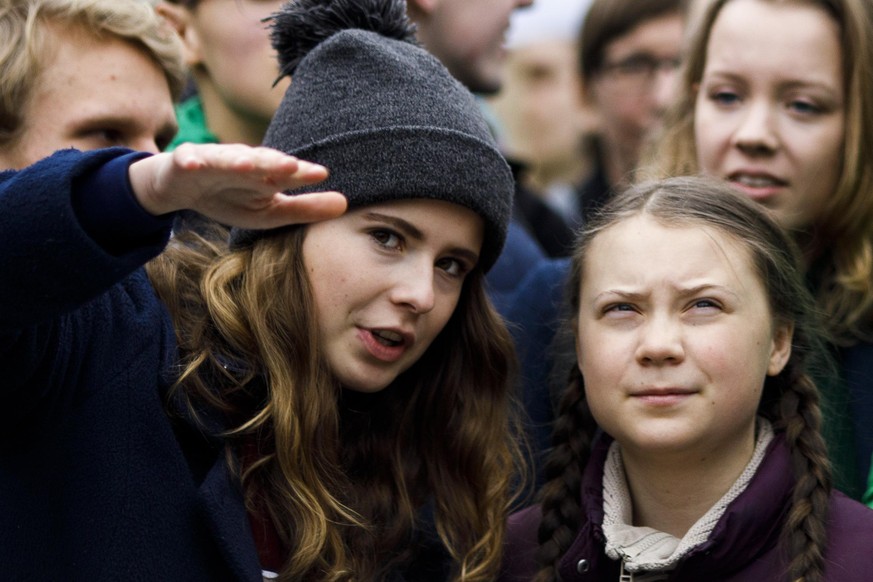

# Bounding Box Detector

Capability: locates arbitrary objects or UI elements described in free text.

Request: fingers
[262,158,329,190]
[267,191,348,225]
[173,143,327,182]
[172,143,328,188]
[130,143,335,217]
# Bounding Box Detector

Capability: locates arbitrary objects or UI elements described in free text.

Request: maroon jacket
[500,434,873,581]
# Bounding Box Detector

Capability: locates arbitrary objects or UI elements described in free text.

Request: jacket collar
[559,433,794,580]
[165,381,263,581]
[195,453,263,582]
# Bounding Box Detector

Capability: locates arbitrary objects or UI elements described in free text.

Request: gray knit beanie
[228,0,513,271]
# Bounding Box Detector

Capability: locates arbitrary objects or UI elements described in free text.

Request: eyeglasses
[597,54,681,88]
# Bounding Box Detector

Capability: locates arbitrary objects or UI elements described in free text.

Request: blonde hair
[642,0,873,344]
[147,227,526,581]
[0,0,186,145]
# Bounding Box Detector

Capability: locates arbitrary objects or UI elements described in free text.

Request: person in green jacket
[158,0,286,149]
[866,457,873,507]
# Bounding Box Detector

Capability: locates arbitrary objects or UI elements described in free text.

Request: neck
[524,153,593,195]
[619,428,757,538]
[599,135,638,189]
[195,79,273,147]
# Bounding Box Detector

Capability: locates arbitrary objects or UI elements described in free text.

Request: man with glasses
[575,0,683,223]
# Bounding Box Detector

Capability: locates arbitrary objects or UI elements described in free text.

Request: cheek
[603,96,651,134]
[305,251,356,314]
[701,334,768,399]
[804,125,844,188]
[576,328,622,386]
[693,108,721,171]
[426,291,462,338]
[201,19,271,71]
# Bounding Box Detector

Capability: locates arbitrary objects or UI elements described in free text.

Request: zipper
[620,561,633,582]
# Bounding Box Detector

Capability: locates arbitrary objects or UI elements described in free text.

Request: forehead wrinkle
[585,219,757,299]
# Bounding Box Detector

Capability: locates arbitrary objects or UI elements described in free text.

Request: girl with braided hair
[499,176,873,582]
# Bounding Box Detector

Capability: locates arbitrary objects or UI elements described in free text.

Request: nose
[389,261,436,314]
[635,314,685,366]
[732,101,779,155]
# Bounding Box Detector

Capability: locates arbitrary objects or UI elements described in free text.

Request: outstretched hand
[127,143,347,229]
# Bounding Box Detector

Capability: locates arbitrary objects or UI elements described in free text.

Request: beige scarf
[601,419,775,580]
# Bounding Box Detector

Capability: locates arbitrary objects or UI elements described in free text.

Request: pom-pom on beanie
[228,0,514,272]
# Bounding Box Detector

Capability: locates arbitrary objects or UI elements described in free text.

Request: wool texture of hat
[228,0,514,272]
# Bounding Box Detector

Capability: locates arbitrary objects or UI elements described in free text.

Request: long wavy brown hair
[535,177,833,582]
[641,0,873,345]
[147,223,526,581]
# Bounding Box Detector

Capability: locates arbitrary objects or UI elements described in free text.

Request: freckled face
[0,24,177,169]
[576,215,791,460]
[302,199,483,393]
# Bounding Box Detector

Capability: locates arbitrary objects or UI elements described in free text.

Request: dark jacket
[839,341,873,491]
[500,434,873,582]
[0,148,455,582]
[0,149,266,581]
[509,159,576,258]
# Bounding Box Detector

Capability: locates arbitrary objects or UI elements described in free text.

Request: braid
[533,369,597,582]
[773,365,832,582]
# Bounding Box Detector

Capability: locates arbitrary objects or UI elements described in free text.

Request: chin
[338,372,396,394]
[343,382,391,394]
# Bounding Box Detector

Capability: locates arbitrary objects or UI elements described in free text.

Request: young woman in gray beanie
[0,0,524,580]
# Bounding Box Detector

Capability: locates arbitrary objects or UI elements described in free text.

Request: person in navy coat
[0,0,527,579]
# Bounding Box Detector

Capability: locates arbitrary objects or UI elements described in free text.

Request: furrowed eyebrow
[594,290,645,302]
[593,284,738,302]
[675,283,739,300]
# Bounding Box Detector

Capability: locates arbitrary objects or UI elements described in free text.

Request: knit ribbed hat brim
[228,2,513,272]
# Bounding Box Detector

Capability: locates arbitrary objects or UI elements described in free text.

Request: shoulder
[499,505,543,582]
[827,490,873,536]
[823,491,873,578]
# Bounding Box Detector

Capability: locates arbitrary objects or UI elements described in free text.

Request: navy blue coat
[0,149,261,581]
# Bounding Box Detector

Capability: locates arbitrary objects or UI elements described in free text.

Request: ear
[155,2,204,67]
[767,322,793,376]
[406,0,440,17]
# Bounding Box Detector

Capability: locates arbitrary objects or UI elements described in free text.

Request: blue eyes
[710,90,740,106]
[788,100,822,115]
[706,90,824,117]
[603,299,722,315]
